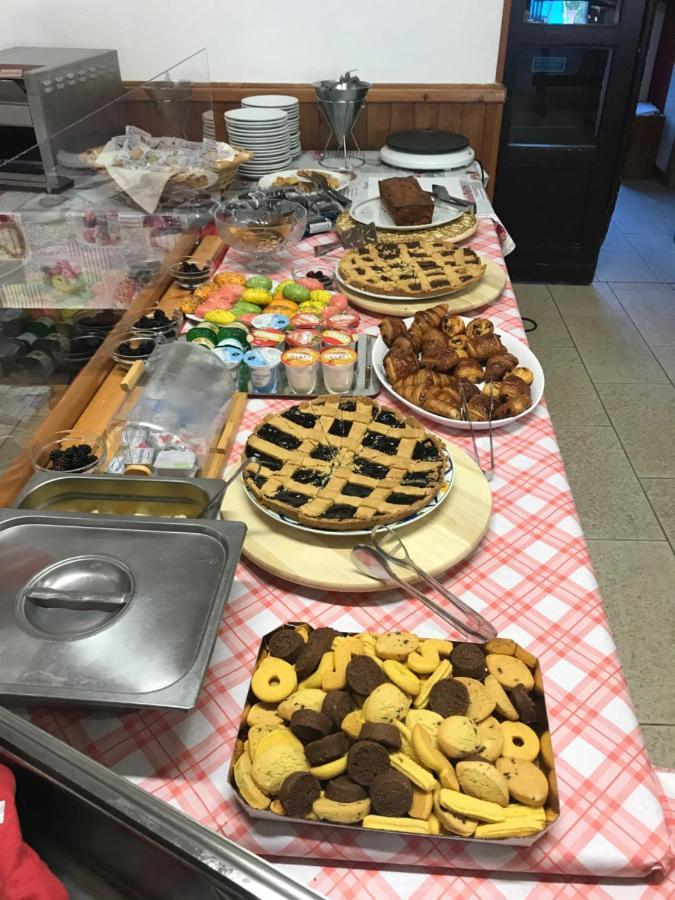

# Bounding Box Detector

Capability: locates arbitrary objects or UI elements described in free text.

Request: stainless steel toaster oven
[0,46,123,192]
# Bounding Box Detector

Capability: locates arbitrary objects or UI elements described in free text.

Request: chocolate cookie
[427,678,470,717]
[290,708,333,743]
[325,776,368,803]
[347,740,391,786]
[346,656,387,696]
[450,644,487,680]
[359,722,402,750]
[268,628,305,664]
[322,690,354,729]
[369,770,413,817]
[305,731,348,766]
[295,642,325,682]
[310,627,339,653]
[509,684,537,724]
[279,770,321,818]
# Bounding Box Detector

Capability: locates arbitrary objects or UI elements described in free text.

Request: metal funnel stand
[313,70,370,171]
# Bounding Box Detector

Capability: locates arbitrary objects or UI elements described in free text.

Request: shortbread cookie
[495,757,548,806]
[437,715,480,759]
[375,631,420,661]
[476,716,504,762]
[455,677,496,722]
[484,674,519,721]
[486,654,535,691]
[313,795,371,824]
[363,682,411,724]
[456,760,509,807]
[501,721,540,762]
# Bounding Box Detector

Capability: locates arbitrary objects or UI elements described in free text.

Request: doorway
[494,0,658,282]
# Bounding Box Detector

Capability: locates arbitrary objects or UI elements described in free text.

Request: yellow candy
[309,289,332,304]
[241,288,273,305]
[204,309,236,325]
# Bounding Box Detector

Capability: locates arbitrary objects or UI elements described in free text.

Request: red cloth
[0,764,68,900]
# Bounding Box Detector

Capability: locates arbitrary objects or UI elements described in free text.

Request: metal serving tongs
[314,220,377,257]
[459,380,495,482]
[352,528,496,642]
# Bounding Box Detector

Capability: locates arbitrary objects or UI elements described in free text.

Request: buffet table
[19,212,673,897]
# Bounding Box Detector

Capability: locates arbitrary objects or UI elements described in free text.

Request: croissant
[384,349,419,383]
[421,328,447,350]
[484,352,518,380]
[471,334,503,362]
[494,396,530,419]
[482,381,502,402]
[393,370,436,406]
[420,348,459,373]
[409,320,430,352]
[500,374,531,399]
[511,366,534,386]
[466,393,490,421]
[454,359,484,384]
[465,317,494,339]
[420,387,462,419]
[380,317,408,348]
[414,304,448,330]
[441,314,465,337]
[391,335,415,354]
[456,379,480,401]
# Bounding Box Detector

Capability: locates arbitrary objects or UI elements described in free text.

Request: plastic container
[320,347,357,393]
[251,313,289,332]
[282,348,320,394]
[286,329,321,350]
[31,429,106,475]
[322,329,355,349]
[244,347,282,393]
[186,323,219,349]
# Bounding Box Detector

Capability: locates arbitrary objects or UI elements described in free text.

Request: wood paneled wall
[124,83,506,197]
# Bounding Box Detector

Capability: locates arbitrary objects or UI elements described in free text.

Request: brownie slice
[379,176,434,227]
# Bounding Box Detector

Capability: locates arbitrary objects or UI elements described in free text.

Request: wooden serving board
[339,257,506,318]
[220,442,491,592]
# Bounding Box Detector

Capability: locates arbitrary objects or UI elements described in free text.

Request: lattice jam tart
[338,241,486,298]
[243,395,447,531]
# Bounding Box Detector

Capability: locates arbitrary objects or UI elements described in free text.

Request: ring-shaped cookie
[501,720,540,762]
[251,658,298,703]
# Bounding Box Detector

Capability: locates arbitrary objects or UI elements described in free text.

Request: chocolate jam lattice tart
[243,395,447,531]
[338,240,486,298]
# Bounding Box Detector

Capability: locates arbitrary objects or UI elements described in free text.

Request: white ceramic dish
[242,95,299,109]
[225,108,288,124]
[372,317,545,431]
[335,259,490,303]
[258,169,351,192]
[242,447,455,536]
[350,195,464,232]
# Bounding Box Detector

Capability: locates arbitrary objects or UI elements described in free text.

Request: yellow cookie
[409,787,434,819]
[298,651,334,689]
[277,689,326,720]
[501,721,540,762]
[383,659,421,696]
[390,751,438,791]
[486,654,535,691]
[484,674,519,721]
[540,730,555,770]
[313,795,371,824]
[405,709,444,746]
[309,755,348,779]
[476,716,504,762]
[407,641,440,675]
[437,715,480,759]
[439,765,460,791]
[363,815,431,835]
[246,702,284,727]
[424,639,453,657]
[412,724,451,774]
[455,677,496,722]
[363,682,411,724]
[341,709,365,740]
[375,631,420,661]
[413,660,452,709]
[433,789,477,837]
[456,760,509,807]
[248,723,291,759]
[253,730,304,761]
[484,638,516,656]
[438,788,506,823]
[251,657,298,703]
[495,757,549,807]
[234,751,271,810]
[514,645,538,669]
[251,745,309,795]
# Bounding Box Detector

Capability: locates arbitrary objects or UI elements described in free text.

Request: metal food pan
[14,472,225,519]
[229,622,560,847]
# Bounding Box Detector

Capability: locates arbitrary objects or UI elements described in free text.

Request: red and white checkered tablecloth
[26,221,673,897]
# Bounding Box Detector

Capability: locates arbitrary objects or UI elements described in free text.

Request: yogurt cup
[244,347,282,393]
[290,312,322,330]
[322,329,355,349]
[213,344,244,374]
[286,329,321,350]
[282,348,320,394]
[251,313,289,332]
[324,310,360,330]
[320,347,357,394]
[251,329,285,349]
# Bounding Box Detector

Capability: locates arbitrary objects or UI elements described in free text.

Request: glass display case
[0,49,231,484]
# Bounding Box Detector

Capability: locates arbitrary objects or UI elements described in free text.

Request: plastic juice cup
[320,347,357,394]
[282,348,320,394]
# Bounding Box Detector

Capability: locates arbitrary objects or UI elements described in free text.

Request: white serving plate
[258,169,351,192]
[350,195,464,231]
[242,94,299,108]
[372,317,544,431]
[242,447,455,536]
[225,108,288,124]
[335,259,490,303]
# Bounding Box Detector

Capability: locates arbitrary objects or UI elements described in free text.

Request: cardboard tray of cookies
[228,623,560,846]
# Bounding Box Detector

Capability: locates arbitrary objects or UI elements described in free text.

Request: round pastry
[500,375,531,400]
[495,396,530,419]
[466,394,490,422]
[465,317,494,339]
[454,359,483,384]
[471,334,503,362]
[268,628,305,664]
[379,318,408,348]
[448,334,475,356]
[482,381,502,401]
[427,678,470,717]
[346,656,388,696]
[441,314,465,337]
[484,352,518,380]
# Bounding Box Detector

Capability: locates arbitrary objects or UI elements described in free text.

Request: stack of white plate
[241,95,301,159]
[202,111,216,140]
[224,107,292,178]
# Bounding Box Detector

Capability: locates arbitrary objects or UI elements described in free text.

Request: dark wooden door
[495,0,655,282]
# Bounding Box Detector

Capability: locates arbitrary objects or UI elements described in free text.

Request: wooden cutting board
[220,442,492,592]
[339,258,506,318]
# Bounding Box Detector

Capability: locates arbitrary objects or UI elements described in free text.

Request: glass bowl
[72,309,123,336]
[168,256,214,290]
[31,429,107,475]
[53,332,104,371]
[213,198,307,272]
[291,261,336,290]
[131,308,183,340]
[111,330,166,369]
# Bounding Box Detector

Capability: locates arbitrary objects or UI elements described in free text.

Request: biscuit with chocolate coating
[369,770,413,817]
